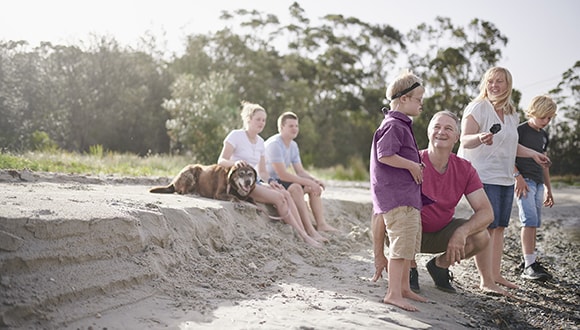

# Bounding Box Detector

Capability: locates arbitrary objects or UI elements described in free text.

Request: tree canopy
[0,3,578,174]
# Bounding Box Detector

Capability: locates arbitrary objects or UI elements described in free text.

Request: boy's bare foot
[383,294,419,312]
[495,276,518,289]
[403,289,428,303]
[479,282,510,296]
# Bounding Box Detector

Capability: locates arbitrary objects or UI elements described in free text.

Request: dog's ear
[192,166,203,180]
[250,166,257,180]
[227,163,240,181]
[227,167,234,181]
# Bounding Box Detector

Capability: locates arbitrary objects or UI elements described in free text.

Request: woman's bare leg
[491,227,518,289]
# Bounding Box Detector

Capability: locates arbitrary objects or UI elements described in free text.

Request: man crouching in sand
[373,111,510,299]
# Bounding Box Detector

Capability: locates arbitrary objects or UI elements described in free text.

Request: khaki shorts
[382,206,421,260]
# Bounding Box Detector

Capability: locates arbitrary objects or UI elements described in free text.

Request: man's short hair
[277,111,298,132]
[429,110,461,134]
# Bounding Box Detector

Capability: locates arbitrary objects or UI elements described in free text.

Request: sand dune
[0,170,578,329]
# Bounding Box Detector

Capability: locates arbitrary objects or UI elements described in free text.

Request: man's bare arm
[444,188,493,265]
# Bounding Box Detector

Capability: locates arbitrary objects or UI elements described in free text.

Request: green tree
[163,71,237,163]
[39,37,171,154]
[548,61,580,175]
[0,41,33,150]
[405,17,508,149]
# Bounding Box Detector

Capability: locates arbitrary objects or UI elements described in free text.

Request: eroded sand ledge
[1,171,578,329]
[0,172,375,328]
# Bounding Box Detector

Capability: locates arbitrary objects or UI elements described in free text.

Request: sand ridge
[0,170,578,329]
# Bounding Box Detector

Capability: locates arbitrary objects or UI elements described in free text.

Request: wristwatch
[513,172,521,178]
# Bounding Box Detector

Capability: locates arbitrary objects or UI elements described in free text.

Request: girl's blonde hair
[240,101,266,129]
[474,67,515,115]
[525,95,557,119]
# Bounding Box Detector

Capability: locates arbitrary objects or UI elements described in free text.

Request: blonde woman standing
[458,67,551,293]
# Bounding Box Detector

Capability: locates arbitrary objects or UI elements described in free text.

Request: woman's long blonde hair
[474,67,515,115]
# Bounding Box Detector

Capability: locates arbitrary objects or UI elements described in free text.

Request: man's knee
[466,230,490,255]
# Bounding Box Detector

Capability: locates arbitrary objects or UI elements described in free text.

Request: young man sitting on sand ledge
[372,110,513,297]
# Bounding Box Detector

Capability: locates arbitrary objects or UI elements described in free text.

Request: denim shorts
[483,183,514,229]
[516,178,544,228]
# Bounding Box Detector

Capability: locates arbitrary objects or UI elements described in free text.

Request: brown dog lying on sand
[149,163,257,203]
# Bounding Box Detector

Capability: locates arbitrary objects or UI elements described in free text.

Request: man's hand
[372,255,388,282]
[445,229,468,267]
[314,178,325,190]
[304,181,323,196]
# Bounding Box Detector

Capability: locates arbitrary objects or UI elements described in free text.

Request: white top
[223,129,265,170]
[457,99,519,186]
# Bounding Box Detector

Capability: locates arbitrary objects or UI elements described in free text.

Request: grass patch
[551,175,580,187]
[0,150,191,177]
[3,150,576,185]
[0,150,369,182]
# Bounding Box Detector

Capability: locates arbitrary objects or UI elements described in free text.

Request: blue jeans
[516,178,544,228]
[483,183,514,229]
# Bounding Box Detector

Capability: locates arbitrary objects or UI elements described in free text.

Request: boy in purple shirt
[370,70,427,311]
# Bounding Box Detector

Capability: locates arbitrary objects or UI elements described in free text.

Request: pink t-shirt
[420,150,483,233]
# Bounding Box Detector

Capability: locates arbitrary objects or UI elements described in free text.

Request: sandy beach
[0,170,578,329]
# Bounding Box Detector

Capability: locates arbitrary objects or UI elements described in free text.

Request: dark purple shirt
[370,110,422,214]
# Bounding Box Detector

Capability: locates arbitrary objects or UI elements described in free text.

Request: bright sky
[3,0,579,107]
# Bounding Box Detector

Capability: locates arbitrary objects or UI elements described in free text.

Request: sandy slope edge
[0,170,578,329]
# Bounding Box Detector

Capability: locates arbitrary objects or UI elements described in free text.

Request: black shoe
[426,257,456,293]
[410,267,420,293]
[521,261,552,281]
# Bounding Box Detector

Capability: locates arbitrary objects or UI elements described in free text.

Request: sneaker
[410,268,420,293]
[426,257,456,293]
[521,261,552,281]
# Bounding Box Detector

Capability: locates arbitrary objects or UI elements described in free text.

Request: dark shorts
[420,218,469,253]
[274,179,302,190]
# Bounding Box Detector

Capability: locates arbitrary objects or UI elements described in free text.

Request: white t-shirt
[223,129,265,170]
[457,99,519,186]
